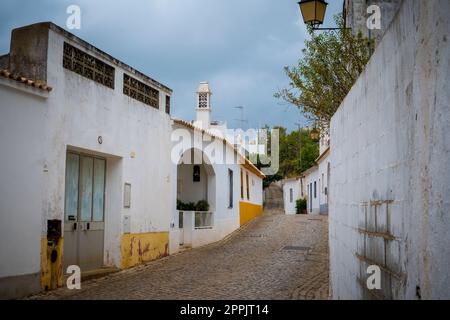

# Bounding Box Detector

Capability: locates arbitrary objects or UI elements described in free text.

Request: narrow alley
[30,186,329,300]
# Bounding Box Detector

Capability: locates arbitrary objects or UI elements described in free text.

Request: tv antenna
[234,106,248,129]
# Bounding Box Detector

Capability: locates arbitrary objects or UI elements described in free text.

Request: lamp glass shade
[310,128,320,141]
[298,0,328,26]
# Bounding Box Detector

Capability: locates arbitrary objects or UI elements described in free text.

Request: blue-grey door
[63,152,106,272]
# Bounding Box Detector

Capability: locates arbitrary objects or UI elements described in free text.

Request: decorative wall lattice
[63,42,115,89]
[123,74,159,109]
[198,92,208,108]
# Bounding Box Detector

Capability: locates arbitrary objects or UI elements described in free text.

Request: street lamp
[298,0,327,27]
[310,127,320,141]
[298,0,349,31]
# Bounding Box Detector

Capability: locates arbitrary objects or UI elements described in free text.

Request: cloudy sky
[0,0,343,132]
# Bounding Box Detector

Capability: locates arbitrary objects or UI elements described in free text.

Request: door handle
[73,222,77,231]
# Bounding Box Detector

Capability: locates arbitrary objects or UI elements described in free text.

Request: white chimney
[194,81,212,129]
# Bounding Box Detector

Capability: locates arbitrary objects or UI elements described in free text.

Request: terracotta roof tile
[0,69,53,92]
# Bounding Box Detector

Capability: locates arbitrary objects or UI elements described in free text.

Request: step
[80,267,120,282]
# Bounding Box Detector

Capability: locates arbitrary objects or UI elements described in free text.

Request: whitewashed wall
[304,168,320,215]
[242,168,263,206]
[317,153,330,214]
[282,179,301,215]
[329,0,450,299]
[0,81,47,288]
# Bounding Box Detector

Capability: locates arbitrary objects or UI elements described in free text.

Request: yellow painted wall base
[121,232,169,269]
[40,238,64,290]
[240,202,263,226]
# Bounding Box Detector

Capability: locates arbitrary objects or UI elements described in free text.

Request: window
[65,153,106,222]
[123,73,159,108]
[165,95,171,114]
[290,188,293,203]
[314,181,317,199]
[63,42,115,89]
[246,173,250,200]
[322,173,325,193]
[301,179,304,197]
[240,170,244,199]
[228,169,233,208]
[193,165,201,182]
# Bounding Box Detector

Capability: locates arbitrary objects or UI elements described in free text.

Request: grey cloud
[0,0,343,131]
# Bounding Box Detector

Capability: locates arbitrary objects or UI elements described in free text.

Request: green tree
[254,126,319,187]
[275,15,373,130]
[279,128,319,177]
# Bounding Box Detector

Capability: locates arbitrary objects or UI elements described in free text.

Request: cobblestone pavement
[30,212,329,300]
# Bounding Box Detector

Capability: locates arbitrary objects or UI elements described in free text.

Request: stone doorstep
[63,267,120,283]
[178,245,192,253]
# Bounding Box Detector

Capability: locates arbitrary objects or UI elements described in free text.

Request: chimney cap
[197,81,212,93]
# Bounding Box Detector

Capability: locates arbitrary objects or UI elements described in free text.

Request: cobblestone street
[30,211,329,300]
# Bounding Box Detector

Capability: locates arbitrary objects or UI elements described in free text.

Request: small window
[290,188,293,203]
[240,170,244,199]
[300,179,304,197]
[193,165,201,182]
[246,173,250,200]
[165,95,171,114]
[314,181,317,199]
[228,169,233,208]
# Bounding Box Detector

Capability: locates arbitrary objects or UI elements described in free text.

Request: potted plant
[296,199,308,215]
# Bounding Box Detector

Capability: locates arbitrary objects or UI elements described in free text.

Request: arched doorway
[176,148,216,248]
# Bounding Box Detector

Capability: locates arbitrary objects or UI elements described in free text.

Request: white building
[0,23,264,299]
[170,82,265,252]
[0,22,174,299]
[316,134,330,215]
[281,177,305,215]
[303,166,319,215]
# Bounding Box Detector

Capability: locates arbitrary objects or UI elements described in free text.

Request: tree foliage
[255,126,319,187]
[275,15,373,130]
[278,127,319,177]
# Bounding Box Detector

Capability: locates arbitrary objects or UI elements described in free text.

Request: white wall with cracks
[329,0,450,299]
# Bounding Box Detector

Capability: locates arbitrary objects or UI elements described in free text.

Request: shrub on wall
[177,200,210,211]
[177,200,196,211]
[196,200,210,212]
